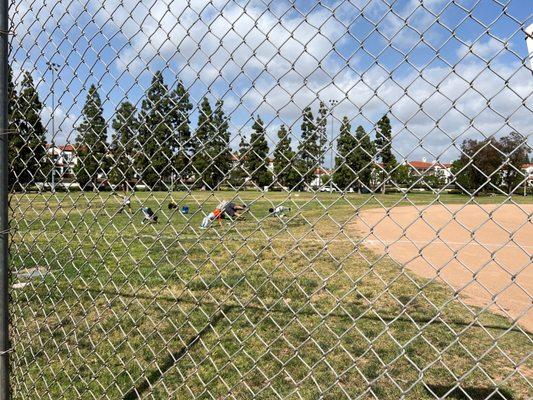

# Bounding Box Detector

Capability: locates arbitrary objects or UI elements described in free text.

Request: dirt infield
[355,203,533,331]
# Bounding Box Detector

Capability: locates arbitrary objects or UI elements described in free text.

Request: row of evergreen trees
[7,69,399,191]
[69,71,397,191]
[10,68,528,194]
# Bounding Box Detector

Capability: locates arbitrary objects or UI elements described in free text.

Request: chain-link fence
[2,0,532,398]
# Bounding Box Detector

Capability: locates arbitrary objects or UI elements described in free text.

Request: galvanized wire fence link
[4,0,533,398]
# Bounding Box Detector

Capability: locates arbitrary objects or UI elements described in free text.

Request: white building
[46,144,82,179]
[405,159,453,184]
[522,163,533,188]
[310,168,332,190]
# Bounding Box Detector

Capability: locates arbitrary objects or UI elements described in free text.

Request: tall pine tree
[169,80,193,180]
[316,101,328,166]
[136,71,173,189]
[333,116,357,190]
[297,106,318,188]
[19,72,49,185]
[192,97,215,189]
[8,68,24,190]
[110,101,138,190]
[230,135,248,188]
[246,116,271,188]
[211,100,232,188]
[375,114,396,193]
[75,84,108,188]
[353,125,374,192]
[8,71,50,189]
[273,125,300,189]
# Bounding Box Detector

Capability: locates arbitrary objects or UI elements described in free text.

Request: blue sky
[10,0,533,165]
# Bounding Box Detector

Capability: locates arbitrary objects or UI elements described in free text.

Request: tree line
[8,68,397,192]
[7,69,530,193]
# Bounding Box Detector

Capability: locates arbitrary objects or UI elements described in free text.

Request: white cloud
[10,0,532,164]
[41,106,79,145]
[457,37,506,60]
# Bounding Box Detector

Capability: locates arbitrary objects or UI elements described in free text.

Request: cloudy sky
[10,0,533,164]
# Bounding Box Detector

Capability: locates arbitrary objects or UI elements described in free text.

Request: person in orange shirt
[200,207,224,229]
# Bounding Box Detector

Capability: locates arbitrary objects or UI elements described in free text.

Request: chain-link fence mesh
[4,0,533,398]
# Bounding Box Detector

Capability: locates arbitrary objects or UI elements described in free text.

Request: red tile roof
[408,161,451,170]
[408,161,434,169]
[47,144,88,153]
[60,144,77,152]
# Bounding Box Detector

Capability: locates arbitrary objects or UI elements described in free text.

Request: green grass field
[8,191,533,399]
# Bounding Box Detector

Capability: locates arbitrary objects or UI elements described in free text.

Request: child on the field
[269,206,291,217]
[220,201,247,220]
[118,195,132,214]
[200,208,223,229]
[141,207,158,224]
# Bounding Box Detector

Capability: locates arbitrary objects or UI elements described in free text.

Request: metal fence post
[0,0,10,396]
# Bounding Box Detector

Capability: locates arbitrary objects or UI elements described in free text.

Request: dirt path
[354,203,533,332]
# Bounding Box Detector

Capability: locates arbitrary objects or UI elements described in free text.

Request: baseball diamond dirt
[355,203,533,332]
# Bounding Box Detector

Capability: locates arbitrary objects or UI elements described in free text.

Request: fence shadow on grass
[425,384,514,400]
[79,286,527,335]
[123,305,231,399]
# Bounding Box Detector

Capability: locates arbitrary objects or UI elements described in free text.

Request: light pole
[46,62,59,193]
[328,99,338,192]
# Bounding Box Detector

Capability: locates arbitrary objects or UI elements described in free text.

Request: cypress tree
[375,114,396,193]
[316,101,328,166]
[353,125,374,192]
[333,116,357,190]
[9,71,50,189]
[136,71,173,189]
[75,84,108,189]
[20,72,49,185]
[230,135,248,188]
[211,100,232,188]
[169,80,193,180]
[192,97,215,189]
[246,116,271,188]
[297,106,318,187]
[110,101,138,190]
[273,125,299,189]
[8,68,24,190]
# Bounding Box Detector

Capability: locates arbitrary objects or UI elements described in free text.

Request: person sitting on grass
[141,207,158,224]
[269,206,291,217]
